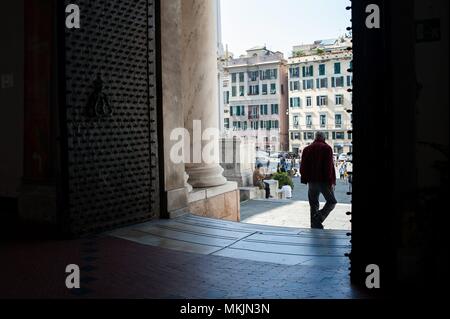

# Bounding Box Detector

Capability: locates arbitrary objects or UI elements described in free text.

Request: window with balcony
[347,75,353,87]
[335,94,344,105]
[248,71,259,81]
[333,132,345,140]
[271,104,279,115]
[289,67,300,78]
[316,77,328,89]
[248,85,259,96]
[242,121,248,131]
[293,115,299,128]
[306,115,313,128]
[290,81,300,91]
[250,121,259,130]
[290,97,301,108]
[317,95,328,106]
[332,76,344,88]
[304,132,315,140]
[334,62,341,74]
[270,69,278,80]
[270,83,277,94]
[319,64,326,76]
[235,105,241,116]
[303,79,314,90]
[260,104,268,115]
[335,114,342,128]
[224,91,229,104]
[302,65,314,77]
[320,114,327,128]
[248,105,259,120]
[262,84,268,95]
[239,86,245,96]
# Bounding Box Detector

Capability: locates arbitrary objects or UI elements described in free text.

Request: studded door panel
[62,0,160,235]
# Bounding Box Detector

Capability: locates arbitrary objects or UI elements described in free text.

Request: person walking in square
[300,132,337,229]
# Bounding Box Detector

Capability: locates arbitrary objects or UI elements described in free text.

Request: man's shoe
[311,213,324,229]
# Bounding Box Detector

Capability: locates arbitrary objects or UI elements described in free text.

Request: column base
[184,172,193,193]
[186,164,227,188]
[188,181,240,222]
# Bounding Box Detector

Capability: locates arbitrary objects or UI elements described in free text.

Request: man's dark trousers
[308,182,337,228]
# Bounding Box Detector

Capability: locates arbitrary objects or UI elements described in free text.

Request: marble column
[161,0,190,215]
[181,0,227,188]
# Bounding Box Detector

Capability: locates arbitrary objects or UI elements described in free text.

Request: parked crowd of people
[337,161,353,184]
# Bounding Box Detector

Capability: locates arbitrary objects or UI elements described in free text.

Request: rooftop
[224,45,286,69]
[291,36,352,59]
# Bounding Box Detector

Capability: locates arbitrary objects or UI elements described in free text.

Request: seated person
[253,163,271,199]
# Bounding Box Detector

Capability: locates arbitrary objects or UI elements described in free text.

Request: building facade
[288,37,353,156]
[222,47,289,152]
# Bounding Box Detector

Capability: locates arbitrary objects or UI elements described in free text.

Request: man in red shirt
[300,132,337,229]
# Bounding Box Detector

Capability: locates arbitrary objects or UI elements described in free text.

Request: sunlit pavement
[239,177,352,230]
[241,200,351,230]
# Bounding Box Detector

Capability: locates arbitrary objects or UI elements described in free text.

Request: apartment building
[288,37,353,156]
[222,46,289,152]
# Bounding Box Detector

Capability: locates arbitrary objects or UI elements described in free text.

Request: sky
[220,0,351,58]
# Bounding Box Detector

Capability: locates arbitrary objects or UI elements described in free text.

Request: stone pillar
[181,0,227,188]
[161,0,189,216]
[220,137,255,187]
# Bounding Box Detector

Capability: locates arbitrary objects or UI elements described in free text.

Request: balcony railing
[248,114,260,120]
[290,124,351,131]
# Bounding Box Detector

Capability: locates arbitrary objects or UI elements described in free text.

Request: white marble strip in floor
[108,214,352,265]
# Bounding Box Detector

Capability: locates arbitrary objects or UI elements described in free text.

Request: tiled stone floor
[111,214,351,265]
[0,215,366,299]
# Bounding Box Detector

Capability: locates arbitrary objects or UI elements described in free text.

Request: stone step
[239,187,266,201]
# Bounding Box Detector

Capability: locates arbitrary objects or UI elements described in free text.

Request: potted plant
[272,172,294,190]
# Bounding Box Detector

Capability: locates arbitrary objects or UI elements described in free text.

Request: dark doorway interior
[0,0,163,238]
[0,0,448,296]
